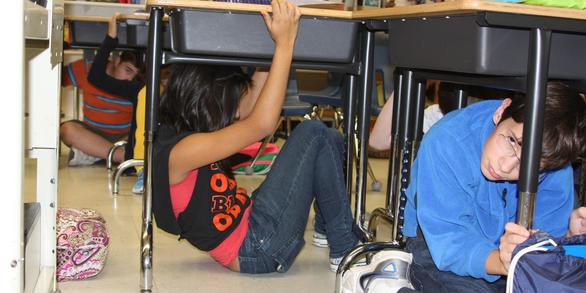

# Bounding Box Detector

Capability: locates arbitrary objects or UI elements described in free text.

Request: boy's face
[481,99,524,181]
[112,60,139,81]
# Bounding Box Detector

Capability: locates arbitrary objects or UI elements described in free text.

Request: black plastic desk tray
[169,9,359,63]
[388,14,586,80]
[68,20,171,49]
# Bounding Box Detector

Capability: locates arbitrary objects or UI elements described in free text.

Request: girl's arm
[169,0,300,184]
[237,68,269,121]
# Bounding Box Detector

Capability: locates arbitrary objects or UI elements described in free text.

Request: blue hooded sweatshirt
[404,100,574,282]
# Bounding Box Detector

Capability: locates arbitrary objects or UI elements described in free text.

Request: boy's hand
[108,12,121,38]
[261,0,300,48]
[568,207,586,237]
[499,222,530,272]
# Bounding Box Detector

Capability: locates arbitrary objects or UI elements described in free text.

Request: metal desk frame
[337,9,586,292]
[141,5,384,291]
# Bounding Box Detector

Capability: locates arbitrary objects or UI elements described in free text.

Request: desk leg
[386,71,404,210]
[354,29,375,237]
[141,7,163,293]
[368,70,403,241]
[368,71,404,240]
[517,28,552,229]
[344,74,357,204]
[390,70,421,244]
[579,157,585,206]
[411,80,426,160]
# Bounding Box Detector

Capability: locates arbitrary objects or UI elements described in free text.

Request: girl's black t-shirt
[152,124,251,251]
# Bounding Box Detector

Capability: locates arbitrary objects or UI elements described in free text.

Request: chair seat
[299,94,343,108]
[281,94,313,117]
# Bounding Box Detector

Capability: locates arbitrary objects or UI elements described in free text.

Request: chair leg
[334,108,344,129]
[111,159,144,196]
[353,131,381,192]
[245,136,272,175]
[286,117,292,137]
[107,140,128,171]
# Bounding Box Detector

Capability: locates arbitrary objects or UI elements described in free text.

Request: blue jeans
[238,121,358,274]
[398,232,507,293]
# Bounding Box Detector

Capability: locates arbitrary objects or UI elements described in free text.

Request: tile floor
[26,144,392,293]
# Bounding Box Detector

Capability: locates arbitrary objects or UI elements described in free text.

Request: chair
[110,159,143,196]
[298,32,392,192]
[106,140,144,196]
[106,140,128,171]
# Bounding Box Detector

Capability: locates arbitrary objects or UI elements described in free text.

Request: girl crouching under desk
[151,0,361,274]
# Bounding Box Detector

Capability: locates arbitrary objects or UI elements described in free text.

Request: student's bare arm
[369,92,394,150]
[237,68,269,121]
[108,13,120,38]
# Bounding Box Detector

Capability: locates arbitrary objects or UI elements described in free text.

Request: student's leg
[313,201,327,235]
[239,120,357,273]
[404,234,507,293]
[60,120,125,162]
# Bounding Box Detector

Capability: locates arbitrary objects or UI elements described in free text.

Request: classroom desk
[394,0,586,236]
[333,1,586,290]
[141,1,386,291]
[65,12,173,49]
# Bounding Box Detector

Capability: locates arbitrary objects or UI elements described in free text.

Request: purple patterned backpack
[56,208,109,282]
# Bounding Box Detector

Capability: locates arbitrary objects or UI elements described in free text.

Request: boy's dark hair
[500,81,586,170]
[158,64,252,176]
[119,51,145,83]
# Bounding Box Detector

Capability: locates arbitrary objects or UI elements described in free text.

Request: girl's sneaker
[329,246,367,272]
[132,170,144,194]
[312,231,329,248]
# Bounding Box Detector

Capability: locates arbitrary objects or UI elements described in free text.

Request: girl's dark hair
[500,81,586,170]
[158,64,252,177]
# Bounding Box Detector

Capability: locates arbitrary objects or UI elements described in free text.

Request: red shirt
[63,60,133,134]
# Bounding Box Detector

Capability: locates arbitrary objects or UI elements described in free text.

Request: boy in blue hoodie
[403,82,586,292]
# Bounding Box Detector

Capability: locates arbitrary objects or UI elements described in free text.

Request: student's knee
[296,120,342,146]
[60,121,81,144]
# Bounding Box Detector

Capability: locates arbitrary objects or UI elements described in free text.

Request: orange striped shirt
[63,60,133,134]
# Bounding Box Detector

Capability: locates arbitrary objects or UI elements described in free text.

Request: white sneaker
[339,250,414,292]
[312,231,329,248]
[329,242,366,272]
[68,147,101,167]
[330,252,367,273]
